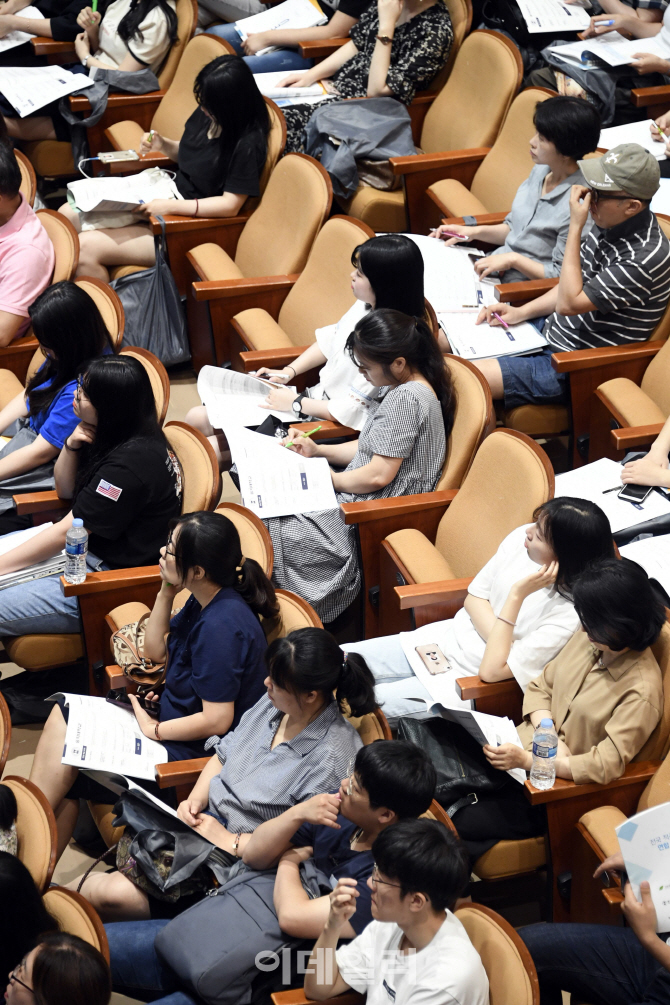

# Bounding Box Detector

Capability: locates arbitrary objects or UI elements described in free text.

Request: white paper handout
[599,120,667,161]
[438,313,547,360]
[0,522,66,592]
[81,769,182,819]
[652,178,670,215]
[236,0,327,54]
[67,167,181,214]
[197,365,296,429]
[552,31,670,69]
[226,424,338,518]
[253,69,328,99]
[0,7,45,53]
[54,693,167,781]
[428,704,527,784]
[516,0,590,33]
[615,803,670,932]
[0,65,94,117]
[555,457,670,533]
[404,233,496,313]
[620,533,670,598]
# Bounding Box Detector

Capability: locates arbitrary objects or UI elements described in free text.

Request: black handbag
[398,715,508,817]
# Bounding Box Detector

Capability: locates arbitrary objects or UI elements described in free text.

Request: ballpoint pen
[283,425,323,448]
[430,229,471,241]
[90,0,97,23]
[492,311,510,330]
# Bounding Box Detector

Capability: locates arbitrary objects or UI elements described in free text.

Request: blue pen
[597,18,615,25]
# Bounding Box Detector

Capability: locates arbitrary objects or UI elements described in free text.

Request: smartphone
[98,150,140,163]
[618,483,653,505]
[415,644,451,675]
[105,689,160,717]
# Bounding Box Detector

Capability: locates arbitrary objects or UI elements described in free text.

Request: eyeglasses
[588,188,632,206]
[75,374,84,401]
[10,960,33,995]
[344,757,358,797]
[370,866,403,889]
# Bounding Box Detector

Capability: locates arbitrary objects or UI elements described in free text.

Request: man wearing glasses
[472,143,670,411]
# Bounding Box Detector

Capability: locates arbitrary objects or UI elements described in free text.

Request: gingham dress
[265,382,446,623]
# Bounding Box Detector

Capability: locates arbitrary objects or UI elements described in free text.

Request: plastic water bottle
[64,518,88,585]
[530,717,558,790]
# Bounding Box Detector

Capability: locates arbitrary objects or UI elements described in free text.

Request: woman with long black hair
[0,281,112,534]
[57,54,270,282]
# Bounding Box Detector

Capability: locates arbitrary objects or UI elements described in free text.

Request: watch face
[293,400,302,414]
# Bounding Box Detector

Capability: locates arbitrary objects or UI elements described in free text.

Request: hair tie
[236,556,246,577]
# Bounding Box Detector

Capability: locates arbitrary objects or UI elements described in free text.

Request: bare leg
[184,406,230,470]
[67,870,151,922]
[57,201,82,233]
[30,705,81,857]
[4,115,56,141]
[471,357,504,401]
[72,223,155,283]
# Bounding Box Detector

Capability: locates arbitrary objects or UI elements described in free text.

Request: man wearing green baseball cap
[473,143,670,409]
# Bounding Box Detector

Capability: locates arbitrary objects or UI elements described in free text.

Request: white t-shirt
[96,0,176,71]
[399,525,580,701]
[658,4,670,51]
[309,299,378,431]
[336,915,489,1005]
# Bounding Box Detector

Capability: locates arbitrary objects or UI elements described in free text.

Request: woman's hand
[133,198,177,218]
[260,386,297,412]
[177,797,206,827]
[254,367,292,384]
[74,30,90,61]
[377,0,403,32]
[632,52,670,75]
[653,112,670,139]
[474,253,516,279]
[158,574,181,601]
[569,185,592,229]
[510,561,559,601]
[621,454,669,486]
[430,223,474,244]
[67,420,96,450]
[128,693,157,739]
[281,428,320,456]
[0,15,17,37]
[243,31,270,55]
[76,5,100,29]
[139,130,165,155]
[276,70,311,87]
[483,743,532,772]
[476,302,523,327]
[325,877,360,932]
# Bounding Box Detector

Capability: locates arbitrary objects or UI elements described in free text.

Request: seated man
[520,845,670,1005]
[474,143,670,410]
[105,739,437,1005]
[304,817,489,1005]
[0,142,53,346]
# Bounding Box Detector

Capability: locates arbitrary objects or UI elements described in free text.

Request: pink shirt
[0,196,54,338]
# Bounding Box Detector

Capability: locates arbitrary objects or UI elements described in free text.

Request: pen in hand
[283,425,323,449]
[492,311,510,330]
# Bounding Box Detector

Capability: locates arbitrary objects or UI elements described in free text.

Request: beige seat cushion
[42,888,109,958]
[345,708,389,745]
[439,357,491,490]
[385,528,456,584]
[105,119,145,154]
[109,265,147,282]
[473,836,546,880]
[639,749,670,811]
[233,309,295,351]
[215,501,273,574]
[263,589,322,643]
[597,377,667,428]
[189,243,244,282]
[4,634,83,671]
[504,403,570,436]
[455,904,535,1005]
[24,140,75,179]
[343,186,407,234]
[0,368,24,409]
[426,179,490,218]
[164,422,219,513]
[578,806,628,859]
[637,621,670,762]
[2,778,55,891]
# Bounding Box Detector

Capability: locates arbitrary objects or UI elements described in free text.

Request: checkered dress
[265,382,446,623]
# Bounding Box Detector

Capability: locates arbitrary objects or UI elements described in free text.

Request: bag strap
[153,214,169,263]
[445,792,478,819]
[77,842,119,893]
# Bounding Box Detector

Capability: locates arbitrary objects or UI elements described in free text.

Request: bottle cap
[72,518,84,528]
[540,718,553,728]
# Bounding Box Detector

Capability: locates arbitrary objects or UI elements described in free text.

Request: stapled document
[197,365,296,429]
[515,0,590,33]
[599,120,667,161]
[438,313,547,359]
[0,65,94,117]
[616,803,670,931]
[235,0,327,54]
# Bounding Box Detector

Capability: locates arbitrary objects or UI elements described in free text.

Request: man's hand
[476,302,524,327]
[325,877,360,932]
[278,845,314,867]
[632,53,670,75]
[483,743,532,772]
[569,185,591,230]
[623,881,659,947]
[474,253,517,279]
[300,793,342,829]
[621,455,669,486]
[510,561,559,601]
[593,850,625,880]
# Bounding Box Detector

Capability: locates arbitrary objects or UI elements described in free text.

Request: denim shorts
[498,346,568,410]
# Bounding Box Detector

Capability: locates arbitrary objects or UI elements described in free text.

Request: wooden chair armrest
[524,760,661,805]
[288,420,358,439]
[494,278,558,305]
[551,342,663,373]
[631,84,670,107]
[60,566,161,597]
[442,212,508,227]
[394,577,473,610]
[155,757,209,789]
[456,675,521,702]
[390,148,490,177]
[340,489,457,525]
[193,275,299,302]
[272,991,364,1005]
[150,213,251,235]
[13,490,69,515]
[611,422,665,450]
[106,665,127,690]
[238,346,309,373]
[70,91,165,112]
[298,37,349,58]
[31,37,73,55]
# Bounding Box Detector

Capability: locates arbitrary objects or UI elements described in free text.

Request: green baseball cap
[578,143,660,201]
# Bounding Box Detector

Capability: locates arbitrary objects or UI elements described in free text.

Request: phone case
[415,644,451,675]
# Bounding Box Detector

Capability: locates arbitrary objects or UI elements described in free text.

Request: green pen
[283,424,323,448]
[90,0,97,22]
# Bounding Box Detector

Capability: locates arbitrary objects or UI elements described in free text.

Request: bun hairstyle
[346,308,456,437]
[170,511,278,620]
[265,627,377,717]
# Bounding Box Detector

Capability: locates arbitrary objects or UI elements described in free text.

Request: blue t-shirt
[28,375,78,449]
[159,587,267,760]
[292,811,374,935]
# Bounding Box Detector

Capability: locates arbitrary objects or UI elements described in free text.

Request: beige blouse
[518,629,663,785]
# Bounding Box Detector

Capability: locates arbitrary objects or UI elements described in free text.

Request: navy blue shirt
[292,811,374,935]
[160,587,267,760]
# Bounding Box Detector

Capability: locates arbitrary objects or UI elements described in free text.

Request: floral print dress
[282,0,453,153]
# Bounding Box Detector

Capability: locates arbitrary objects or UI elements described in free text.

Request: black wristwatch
[292,393,308,418]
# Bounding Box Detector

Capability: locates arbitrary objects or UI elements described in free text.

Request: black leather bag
[398,715,508,816]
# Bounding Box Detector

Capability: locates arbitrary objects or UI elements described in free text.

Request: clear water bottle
[64,518,88,585]
[530,717,558,790]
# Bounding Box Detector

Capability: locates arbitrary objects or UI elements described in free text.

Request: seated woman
[0,0,98,60]
[29,509,277,857]
[266,308,454,626]
[0,281,113,536]
[57,55,270,282]
[275,0,453,154]
[459,558,665,861]
[345,498,615,723]
[0,851,58,985]
[5,932,111,1005]
[66,626,377,921]
[0,354,182,645]
[2,0,177,140]
[432,96,601,284]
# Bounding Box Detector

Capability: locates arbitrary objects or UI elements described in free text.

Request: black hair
[0,850,59,986]
[346,308,456,437]
[533,95,601,160]
[265,627,377,717]
[170,510,278,619]
[572,557,666,652]
[75,355,167,496]
[116,0,177,54]
[25,282,113,423]
[372,819,469,912]
[354,740,436,818]
[0,783,17,829]
[0,140,21,198]
[533,497,615,599]
[194,55,269,163]
[352,235,425,318]
[31,933,111,1005]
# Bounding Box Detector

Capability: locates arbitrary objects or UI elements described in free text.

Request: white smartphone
[98,150,140,163]
[618,483,653,505]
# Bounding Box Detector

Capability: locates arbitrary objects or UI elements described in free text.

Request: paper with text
[552,31,670,69]
[67,167,180,213]
[197,365,296,429]
[555,457,670,533]
[616,803,670,931]
[236,0,327,54]
[652,178,670,215]
[600,119,667,161]
[428,703,527,784]
[438,312,547,359]
[0,7,45,53]
[81,769,182,820]
[620,533,670,598]
[254,69,327,99]
[404,233,496,313]
[0,65,94,116]
[0,522,66,592]
[516,0,590,33]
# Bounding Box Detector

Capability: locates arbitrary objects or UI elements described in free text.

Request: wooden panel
[495,279,558,305]
[571,822,625,927]
[456,675,523,723]
[0,335,40,385]
[156,756,209,788]
[298,38,349,59]
[153,215,249,296]
[210,285,296,369]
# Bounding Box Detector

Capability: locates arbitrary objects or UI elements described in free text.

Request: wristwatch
[376,34,393,44]
[292,393,308,418]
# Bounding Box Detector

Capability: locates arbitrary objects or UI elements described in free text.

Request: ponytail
[235,555,279,619]
[265,627,377,717]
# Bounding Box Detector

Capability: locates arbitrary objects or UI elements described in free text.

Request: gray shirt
[491,164,591,283]
[206,694,362,833]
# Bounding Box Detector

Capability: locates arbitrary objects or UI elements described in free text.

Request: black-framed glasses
[370,866,403,889]
[589,188,632,206]
[10,959,33,995]
[75,374,84,400]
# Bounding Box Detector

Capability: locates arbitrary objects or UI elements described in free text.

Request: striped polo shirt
[544,209,670,352]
